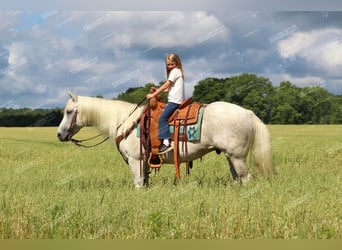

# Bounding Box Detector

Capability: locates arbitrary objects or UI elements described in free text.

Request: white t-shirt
[167,68,184,104]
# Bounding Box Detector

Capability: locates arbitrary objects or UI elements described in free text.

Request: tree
[331,95,342,123]
[299,86,334,123]
[223,74,275,123]
[110,74,342,124]
[115,83,156,103]
[193,74,275,123]
[270,81,304,124]
[0,108,63,127]
[193,77,227,103]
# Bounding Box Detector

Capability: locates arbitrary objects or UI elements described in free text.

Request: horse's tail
[250,113,275,177]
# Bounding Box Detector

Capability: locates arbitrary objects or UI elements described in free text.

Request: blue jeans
[158,102,179,140]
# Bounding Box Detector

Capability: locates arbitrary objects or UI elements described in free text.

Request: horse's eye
[66,110,73,115]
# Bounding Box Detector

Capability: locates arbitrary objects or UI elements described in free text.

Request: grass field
[0,126,341,239]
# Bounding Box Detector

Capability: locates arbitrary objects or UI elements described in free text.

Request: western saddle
[139,90,203,178]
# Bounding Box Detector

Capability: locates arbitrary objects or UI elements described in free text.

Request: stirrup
[147,153,163,169]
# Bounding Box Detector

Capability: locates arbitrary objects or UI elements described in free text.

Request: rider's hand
[146,93,154,100]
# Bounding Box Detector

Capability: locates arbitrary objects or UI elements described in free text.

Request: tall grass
[0,126,341,239]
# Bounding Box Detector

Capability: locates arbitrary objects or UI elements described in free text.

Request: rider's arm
[146,80,173,100]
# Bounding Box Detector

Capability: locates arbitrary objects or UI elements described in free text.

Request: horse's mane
[77,96,145,138]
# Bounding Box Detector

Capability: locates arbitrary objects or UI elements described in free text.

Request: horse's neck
[78,97,142,138]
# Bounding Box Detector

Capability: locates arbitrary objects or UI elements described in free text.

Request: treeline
[0,108,63,127]
[116,74,342,124]
[193,74,342,124]
[1,73,341,126]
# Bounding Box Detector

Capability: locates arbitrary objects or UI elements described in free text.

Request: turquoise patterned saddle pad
[137,107,204,141]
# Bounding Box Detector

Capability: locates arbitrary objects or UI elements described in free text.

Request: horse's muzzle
[57,132,71,142]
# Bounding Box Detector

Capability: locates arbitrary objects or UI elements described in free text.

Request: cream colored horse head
[57,92,83,141]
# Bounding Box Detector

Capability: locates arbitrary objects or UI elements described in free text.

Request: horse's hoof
[241,173,253,185]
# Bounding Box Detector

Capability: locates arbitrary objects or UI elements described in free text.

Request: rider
[146,53,185,154]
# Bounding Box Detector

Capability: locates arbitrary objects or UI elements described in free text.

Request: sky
[0,1,342,108]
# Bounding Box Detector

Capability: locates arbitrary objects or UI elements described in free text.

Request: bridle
[67,97,146,149]
[67,106,78,137]
[67,106,110,148]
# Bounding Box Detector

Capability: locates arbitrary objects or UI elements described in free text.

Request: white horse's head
[57,92,84,141]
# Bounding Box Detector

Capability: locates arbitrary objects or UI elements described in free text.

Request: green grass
[0,126,341,239]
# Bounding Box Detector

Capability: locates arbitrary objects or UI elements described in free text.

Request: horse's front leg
[128,158,145,188]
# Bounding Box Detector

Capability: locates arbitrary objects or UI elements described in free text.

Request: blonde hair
[165,53,184,79]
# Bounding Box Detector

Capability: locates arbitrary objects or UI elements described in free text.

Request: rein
[70,97,146,149]
[71,134,109,148]
[115,97,146,147]
[115,97,146,131]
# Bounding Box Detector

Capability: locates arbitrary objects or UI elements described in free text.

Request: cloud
[277,28,342,77]
[0,48,9,70]
[0,10,342,108]
[268,72,325,88]
[83,11,230,51]
[0,11,19,34]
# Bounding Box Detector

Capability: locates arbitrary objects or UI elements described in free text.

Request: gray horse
[57,93,274,188]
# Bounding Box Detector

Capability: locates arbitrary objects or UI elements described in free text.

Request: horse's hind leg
[227,156,252,185]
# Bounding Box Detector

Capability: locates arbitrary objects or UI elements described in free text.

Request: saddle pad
[169,107,204,141]
[137,107,204,141]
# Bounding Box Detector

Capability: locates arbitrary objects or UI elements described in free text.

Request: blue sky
[0,1,342,108]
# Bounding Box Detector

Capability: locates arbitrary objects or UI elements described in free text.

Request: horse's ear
[68,91,78,102]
